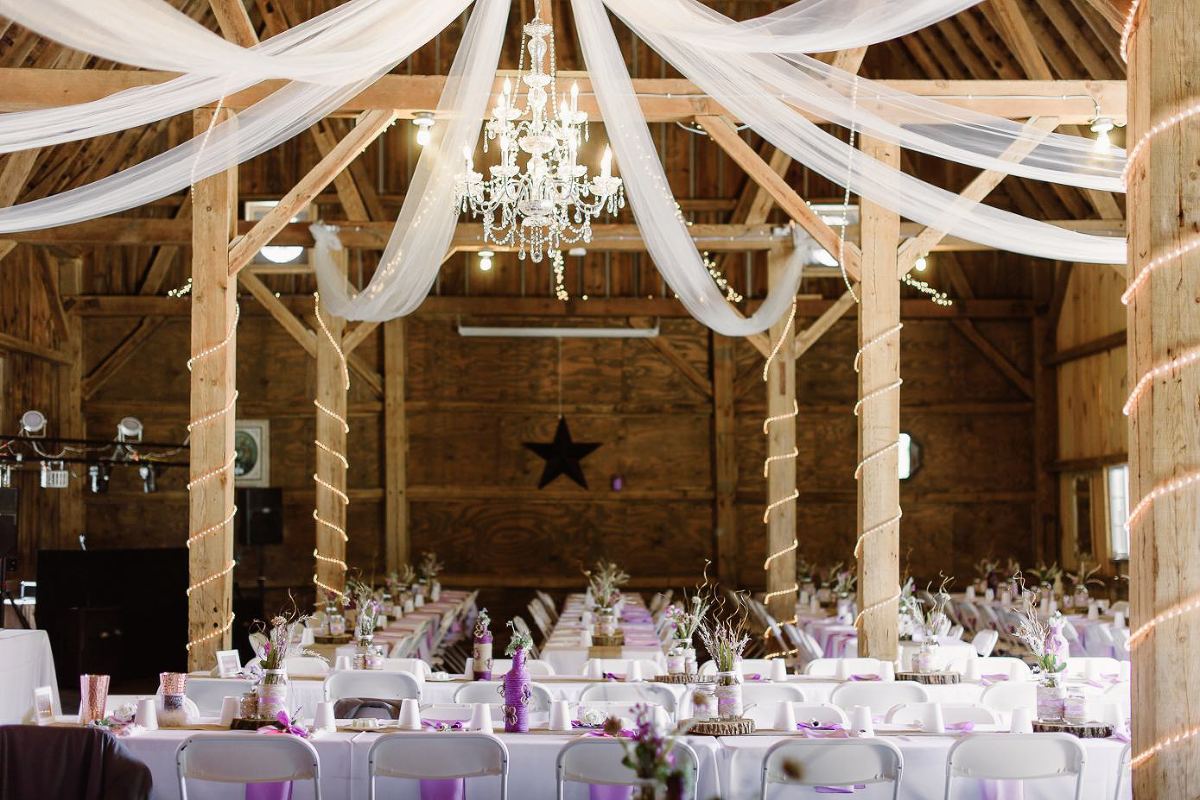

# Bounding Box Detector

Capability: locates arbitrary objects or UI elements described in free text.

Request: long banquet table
[111,724,1129,800]
[541,594,667,675]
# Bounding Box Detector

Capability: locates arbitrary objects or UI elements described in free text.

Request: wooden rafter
[227,110,397,276]
[641,336,712,398]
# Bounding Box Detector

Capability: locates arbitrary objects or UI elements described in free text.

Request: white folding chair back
[465,656,557,677]
[697,658,778,678]
[829,681,930,715]
[972,630,999,657]
[383,658,432,679]
[782,623,823,666]
[368,732,508,800]
[1110,601,1130,616]
[739,684,807,728]
[762,739,903,798]
[420,703,480,723]
[527,601,551,637]
[177,733,321,800]
[1113,743,1131,800]
[583,658,663,678]
[804,658,890,678]
[283,656,328,678]
[792,703,850,727]
[975,656,1032,681]
[980,681,1036,714]
[454,680,554,713]
[185,677,253,715]
[1062,656,1122,679]
[885,702,997,727]
[324,670,421,702]
[388,635,418,659]
[578,682,678,718]
[556,737,698,800]
[944,733,1085,799]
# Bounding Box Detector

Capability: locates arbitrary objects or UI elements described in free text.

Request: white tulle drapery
[312,0,513,321]
[598,0,1124,264]
[0,0,434,84]
[0,0,474,232]
[0,0,471,154]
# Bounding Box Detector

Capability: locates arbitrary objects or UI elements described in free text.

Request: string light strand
[763,538,798,571]
[312,292,351,600]
[761,298,800,608]
[187,559,236,596]
[186,505,237,548]
[185,611,235,652]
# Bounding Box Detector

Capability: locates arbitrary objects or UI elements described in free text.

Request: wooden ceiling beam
[0,70,1127,124]
[67,294,1037,319]
[227,109,397,276]
[699,115,863,282]
[5,218,1122,252]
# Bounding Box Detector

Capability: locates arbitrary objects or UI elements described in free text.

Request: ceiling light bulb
[412,112,435,147]
[478,249,494,272]
[1091,117,1114,153]
[914,255,928,273]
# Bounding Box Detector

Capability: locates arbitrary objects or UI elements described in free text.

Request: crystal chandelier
[453,2,624,263]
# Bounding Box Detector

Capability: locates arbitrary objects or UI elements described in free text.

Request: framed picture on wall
[234,420,270,487]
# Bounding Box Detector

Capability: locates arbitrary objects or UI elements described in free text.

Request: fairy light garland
[837,78,861,302]
[761,297,801,610]
[186,560,235,596]
[312,292,351,601]
[1119,0,1145,62]
[1116,58,1200,771]
[186,505,238,548]
[852,311,903,623]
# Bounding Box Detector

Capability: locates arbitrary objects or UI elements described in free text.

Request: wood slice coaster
[591,633,625,647]
[895,671,962,685]
[652,674,707,684]
[686,717,756,736]
[314,633,352,645]
[1032,720,1114,739]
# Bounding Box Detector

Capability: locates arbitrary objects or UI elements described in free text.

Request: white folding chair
[804,658,890,679]
[792,703,850,727]
[1113,743,1131,800]
[578,682,678,719]
[972,630,999,657]
[762,739,904,799]
[974,656,1032,681]
[782,623,823,667]
[740,684,807,728]
[556,737,699,800]
[382,658,432,679]
[944,733,1085,799]
[323,670,421,702]
[885,702,997,727]
[1110,601,1130,616]
[176,733,321,800]
[829,681,930,716]
[697,658,778,678]
[527,601,552,637]
[454,681,554,713]
[980,681,1036,714]
[388,635,419,659]
[583,658,662,678]
[1062,656,1122,679]
[185,677,253,715]
[368,732,508,800]
[283,656,328,678]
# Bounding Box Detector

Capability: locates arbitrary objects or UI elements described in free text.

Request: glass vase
[503,648,532,732]
[1036,673,1066,722]
[715,670,744,720]
[473,637,494,680]
[666,644,686,675]
[258,669,288,719]
[912,640,938,674]
[597,609,618,637]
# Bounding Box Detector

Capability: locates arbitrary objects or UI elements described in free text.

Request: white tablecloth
[542,595,666,675]
[115,726,1128,800]
[0,629,58,723]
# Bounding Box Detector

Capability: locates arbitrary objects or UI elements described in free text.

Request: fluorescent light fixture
[457,323,660,339]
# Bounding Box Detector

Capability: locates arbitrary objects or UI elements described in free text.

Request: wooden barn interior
[0,0,1193,795]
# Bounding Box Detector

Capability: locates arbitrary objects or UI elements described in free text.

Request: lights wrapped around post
[313,292,350,600]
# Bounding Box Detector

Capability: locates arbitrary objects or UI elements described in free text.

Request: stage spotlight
[138,463,158,494]
[87,464,110,495]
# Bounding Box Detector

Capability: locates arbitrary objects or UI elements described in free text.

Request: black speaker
[0,487,17,557]
[235,487,283,545]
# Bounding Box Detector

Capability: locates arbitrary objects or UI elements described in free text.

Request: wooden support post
[855,135,901,660]
[188,108,237,671]
[764,249,797,618]
[1127,3,1200,792]
[711,332,738,586]
[383,318,409,572]
[314,247,350,598]
[56,256,84,549]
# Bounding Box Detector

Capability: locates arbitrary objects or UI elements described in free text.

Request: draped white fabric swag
[0,0,1127,333]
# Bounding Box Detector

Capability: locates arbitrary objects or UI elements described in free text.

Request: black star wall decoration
[523,416,601,489]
